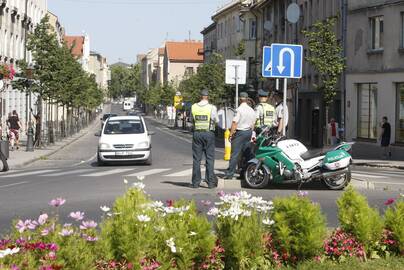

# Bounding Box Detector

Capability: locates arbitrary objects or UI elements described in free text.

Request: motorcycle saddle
[300,146,336,161]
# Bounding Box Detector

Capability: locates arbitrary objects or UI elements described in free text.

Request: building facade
[47,10,64,44]
[64,34,90,72]
[139,48,159,89]
[345,0,404,158]
[0,0,47,134]
[163,41,203,86]
[201,22,217,63]
[89,51,111,92]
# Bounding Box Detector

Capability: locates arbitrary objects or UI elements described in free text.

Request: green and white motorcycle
[243,127,354,190]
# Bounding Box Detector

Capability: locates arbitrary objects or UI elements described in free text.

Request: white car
[96,116,153,165]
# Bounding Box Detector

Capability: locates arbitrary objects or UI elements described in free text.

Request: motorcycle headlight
[137,141,149,148]
[99,143,111,150]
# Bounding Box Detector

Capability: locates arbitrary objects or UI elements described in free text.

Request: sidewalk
[5,121,97,170]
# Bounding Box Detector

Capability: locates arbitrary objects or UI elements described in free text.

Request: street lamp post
[26,65,34,152]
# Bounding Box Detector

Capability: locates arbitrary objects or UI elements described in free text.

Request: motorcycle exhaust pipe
[320,168,349,179]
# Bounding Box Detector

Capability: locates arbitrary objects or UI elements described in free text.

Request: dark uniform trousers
[192,131,216,187]
[227,129,253,176]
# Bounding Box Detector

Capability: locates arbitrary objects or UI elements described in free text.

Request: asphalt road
[0,104,403,234]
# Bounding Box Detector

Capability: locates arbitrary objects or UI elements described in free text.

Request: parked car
[95,116,154,165]
[101,113,118,129]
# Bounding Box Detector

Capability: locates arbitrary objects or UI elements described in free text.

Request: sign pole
[276,78,279,91]
[283,78,287,136]
[235,65,239,108]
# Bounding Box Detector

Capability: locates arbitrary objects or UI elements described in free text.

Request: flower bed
[0,182,403,270]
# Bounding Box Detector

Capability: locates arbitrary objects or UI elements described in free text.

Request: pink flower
[48,251,56,260]
[41,228,50,236]
[38,214,48,225]
[69,211,84,221]
[297,191,309,197]
[11,265,20,270]
[217,190,226,197]
[49,197,66,207]
[59,228,73,237]
[201,200,212,206]
[80,220,97,230]
[384,198,395,206]
[15,220,27,233]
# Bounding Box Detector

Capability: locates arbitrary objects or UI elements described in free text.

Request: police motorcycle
[243,126,354,190]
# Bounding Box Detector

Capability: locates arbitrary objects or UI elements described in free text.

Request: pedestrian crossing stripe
[0,169,57,178]
[45,169,95,177]
[125,168,171,177]
[82,168,134,177]
[165,168,193,177]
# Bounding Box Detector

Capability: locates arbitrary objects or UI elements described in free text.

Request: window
[248,57,255,79]
[249,18,256,39]
[236,15,241,32]
[185,67,194,76]
[401,13,404,48]
[357,83,378,139]
[397,83,404,142]
[370,16,384,50]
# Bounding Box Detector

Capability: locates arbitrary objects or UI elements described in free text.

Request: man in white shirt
[224,92,256,179]
[272,91,289,134]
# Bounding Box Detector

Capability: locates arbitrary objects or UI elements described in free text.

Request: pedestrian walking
[6,110,22,150]
[327,118,340,146]
[191,89,219,189]
[255,89,275,132]
[224,92,256,179]
[272,91,289,134]
[380,116,392,159]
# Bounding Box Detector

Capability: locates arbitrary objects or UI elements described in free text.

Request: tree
[109,64,142,99]
[303,17,345,119]
[178,53,231,105]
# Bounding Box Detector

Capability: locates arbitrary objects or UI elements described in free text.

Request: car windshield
[104,119,144,135]
[102,114,117,121]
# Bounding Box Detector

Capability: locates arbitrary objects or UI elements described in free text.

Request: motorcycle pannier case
[323,150,351,171]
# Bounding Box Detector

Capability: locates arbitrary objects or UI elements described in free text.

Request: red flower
[384,198,395,206]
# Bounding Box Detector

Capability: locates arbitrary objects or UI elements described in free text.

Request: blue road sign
[271,43,303,79]
[262,46,272,78]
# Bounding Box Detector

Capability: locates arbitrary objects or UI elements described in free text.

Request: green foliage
[178,53,231,104]
[384,199,404,254]
[337,186,384,255]
[100,186,215,269]
[302,17,345,107]
[234,40,246,57]
[109,64,143,99]
[271,195,327,263]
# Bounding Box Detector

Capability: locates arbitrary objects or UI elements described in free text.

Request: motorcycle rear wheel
[243,163,270,189]
[322,168,351,190]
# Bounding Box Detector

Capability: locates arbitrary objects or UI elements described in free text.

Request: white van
[123,101,132,111]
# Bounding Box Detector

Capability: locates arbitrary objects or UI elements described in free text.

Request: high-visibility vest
[192,103,213,131]
[255,103,275,127]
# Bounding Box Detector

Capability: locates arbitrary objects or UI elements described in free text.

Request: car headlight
[137,141,149,148]
[99,143,111,150]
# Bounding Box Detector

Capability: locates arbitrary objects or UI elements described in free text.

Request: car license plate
[116,151,132,156]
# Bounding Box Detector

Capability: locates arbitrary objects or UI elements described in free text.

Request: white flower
[166,237,177,253]
[123,179,128,184]
[100,206,111,212]
[132,182,145,190]
[0,247,20,259]
[107,213,113,217]
[189,231,197,236]
[262,218,275,226]
[207,207,219,216]
[137,214,151,222]
[137,175,145,181]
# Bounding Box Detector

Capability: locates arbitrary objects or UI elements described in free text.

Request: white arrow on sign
[277,47,295,76]
[265,60,272,72]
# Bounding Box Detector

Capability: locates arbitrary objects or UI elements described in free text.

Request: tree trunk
[49,99,55,144]
[34,98,42,148]
[324,106,329,146]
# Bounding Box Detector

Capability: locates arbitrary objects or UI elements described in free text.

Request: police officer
[255,89,275,131]
[224,92,256,179]
[191,89,218,189]
[272,90,289,134]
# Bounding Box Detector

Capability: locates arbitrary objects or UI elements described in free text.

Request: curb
[12,122,96,169]
[353,162,404,170]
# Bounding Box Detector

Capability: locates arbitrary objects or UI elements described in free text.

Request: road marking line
[0,181,28,189]
[45,169,95,177]
[0,170,58,178]
[354,171,404,177]
[82,168,134,177]
[352,173,388,179]
[371,181,404,186]
[165,168,194,177]
[125,168,171,177]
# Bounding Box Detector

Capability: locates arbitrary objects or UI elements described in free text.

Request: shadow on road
[89,161,150,168]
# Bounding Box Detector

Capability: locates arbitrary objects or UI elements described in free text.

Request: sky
[48,0,229,65]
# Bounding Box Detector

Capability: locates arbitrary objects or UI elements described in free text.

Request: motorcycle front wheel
[322,168,351,190]
[243,162,270,189]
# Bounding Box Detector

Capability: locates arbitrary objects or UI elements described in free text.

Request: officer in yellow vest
[255,89,275,132]
[191,89,218,189]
